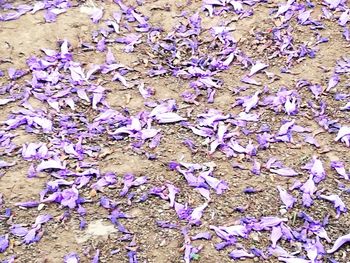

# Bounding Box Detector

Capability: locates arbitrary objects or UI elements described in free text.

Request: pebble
[280,208,287,215]
[250,232,260,242]
[162,204,170,210]
[160,239,167,247]
[38,204,45,211]
[14,241,21,246]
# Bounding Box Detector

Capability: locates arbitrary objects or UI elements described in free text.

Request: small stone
[14,240,21,246]
[38,203,45,211]
[89,189,97,197]
[280,208,287,215]
[250,232,260,242]
[163,204,170,210]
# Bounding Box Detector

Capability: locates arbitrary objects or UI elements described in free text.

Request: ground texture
[0,0,350,262]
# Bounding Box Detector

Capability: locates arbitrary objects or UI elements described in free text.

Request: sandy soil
[0,0,350,262]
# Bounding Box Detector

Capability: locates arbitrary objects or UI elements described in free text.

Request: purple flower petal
[298,9,312,25]
[156,220,178,229]
[326,74,340,92]
[199,170,228,194]
[15,201,39,208]
[339,9,350,26]
[33,214,52,227]
[241,75,261,86]
[331,161,349,180]
[127,251,138,263]
[10,225,28,237]
[191,232,212,240]
[285,97,298,115]
[0,235,9,253]
[189,203,207,225]
[92,249,100,263]
[277,186,296,209]
[278,256,310,263]
[335,126,350,146]
[61,187,79,209]
[91,8,103,23]
[166,183,179,207]
[64,252,80,263]
[320,194,347,217]
[229,249,254,259]
[304,135,320,147]
[310,157,326,183]
[242,91,260,112]
[328,233,350,253]
[155,112,186,124]
[0,160,16,168]
[271,225,283,248]
[37,159,65,171]
[23,227,38,244]
[249,61,268,76]
[270,167,298,177]
[343,27,350,41]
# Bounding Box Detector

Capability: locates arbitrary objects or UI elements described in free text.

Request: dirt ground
[0,0,350,262]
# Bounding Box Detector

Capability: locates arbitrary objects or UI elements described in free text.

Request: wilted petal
[33,214,52,227]
[220,225,249,238]
[61,187,79,209]
[249,61,268,76]
[23,227,38,244]
[91,8,103,23]
[0,160,16,168]
[37,159,65,171]
[199,171,228,194]
[327,233,350,253]
[310,157,326,183]
[0,235,9,252]
[64,252,80,263]
[305,243,318,262]
[166,183,179,207]
[271,226,283,248]
[304,135,320,148]
[339,10,350,26]
[301,175,317,194]
[243,91,260,112]
[194,187,211,201]
[320,194,347,217]
[277,120,295,136]
[326,74,340,92]
[298,9,312,24]
[241,75,261,86]
[278,257,311,263]
[335,126,350,146]
[92,249,100,263]
[229,249,254,259]
[10,225,29,237]
[156,112,186,123]
[277,186,296,209]
[189,203,207,225]
[285,97,298,115]
[253,217,287,230]
[192,232,212,240]
[270,167,298,177]
[331,161,349,180]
